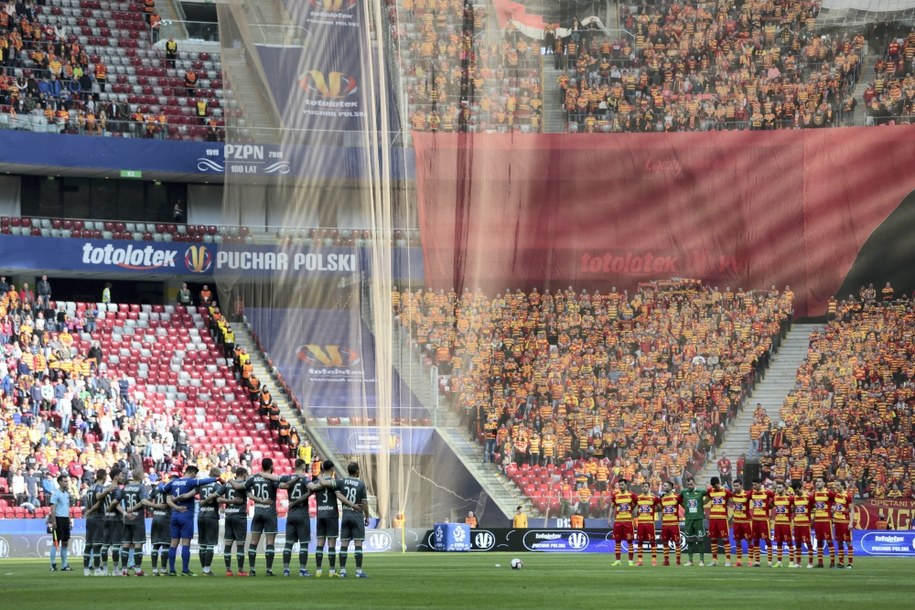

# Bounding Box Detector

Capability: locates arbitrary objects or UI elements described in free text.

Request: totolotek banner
[0,235,422,280]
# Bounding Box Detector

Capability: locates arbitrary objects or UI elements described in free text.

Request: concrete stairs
[233,321,337,465]
[696,323,820,483]
[542,64,567,133]
[851,42,875,126]
[363,296,536,522]
[220,48,281,142]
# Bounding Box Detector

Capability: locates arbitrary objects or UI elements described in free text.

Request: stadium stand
[0,0,224,141]
[774,293,914,499]
[390,0,544,132]
[0,291,293,519]
[864,28,915,125]
[0,216,423,247]
[559,0,864,132]
[395,281,793,514]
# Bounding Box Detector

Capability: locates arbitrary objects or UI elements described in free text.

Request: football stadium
[1,0,915,606]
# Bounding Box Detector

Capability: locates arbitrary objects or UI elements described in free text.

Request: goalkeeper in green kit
[679,476,709,566]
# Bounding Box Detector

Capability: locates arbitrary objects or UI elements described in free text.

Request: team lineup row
[604,475,855,569]
[45,459,370,578]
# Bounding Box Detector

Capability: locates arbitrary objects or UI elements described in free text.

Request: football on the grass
[510,558,523,569]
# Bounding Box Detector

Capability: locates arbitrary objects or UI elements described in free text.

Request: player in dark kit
[83,467,126,576]
[337,462,370,578]
[218,467,250,576]
[115,469,150,576]
[193,467,224,575]
[238,458,293,576]
[283,459,316,577]
[146,480,172,575]
[103,468,127,575]
[81,468,112,576]
[313,460,362,577]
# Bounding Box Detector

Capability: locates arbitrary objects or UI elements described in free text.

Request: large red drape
[413,126,915,317]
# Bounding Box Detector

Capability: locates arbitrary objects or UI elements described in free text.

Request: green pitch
[2,555,913,608]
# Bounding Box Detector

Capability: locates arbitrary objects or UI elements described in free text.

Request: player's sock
[627,545,633,562]
[339,550,348,569]
[328,551,336,570]
[181,544,191,573]
[224,544,233,570]
[315,550,324,570]
[283,543,293,571]
[121,547,129,569]
[248,545,257,570]
[663,548,669,563]
[614,548,620,561]
[299,549,308,569]
[61,546,69,568]
[50,542,58,568]
[651,547,657,564]
[265,545,275,571]
[847,546,853,566]
[725,541,731,560]
[355,548,363,570]
[112,547,120,568]
[83,547,91,569]
[199,545,207,570]
[816,544,823,564]
[767,544,772,563]
[712,544,718,561]
[134,550,143,568]
[675,546,681,565]
[236,552,245,571]
[94,545,103,569]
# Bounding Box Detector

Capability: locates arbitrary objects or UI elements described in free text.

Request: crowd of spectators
[0,0,223,141]
[0,280,301,517]
[558,0,863,132]
[390,0,544,132]
[395,280,793,513]
[863,28,915,125]
[758,287,915,499]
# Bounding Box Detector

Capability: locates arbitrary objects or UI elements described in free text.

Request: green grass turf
[2,554,914,609]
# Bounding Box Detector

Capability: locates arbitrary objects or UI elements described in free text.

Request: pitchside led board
[1,519,913,558]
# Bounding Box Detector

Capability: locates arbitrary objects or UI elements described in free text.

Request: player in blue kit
[163,464,220,576]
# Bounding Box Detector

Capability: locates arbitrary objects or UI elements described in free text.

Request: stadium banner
[0,519,415,559]
[322,426,437,455]
[413,126,915,317]
[416,528,915,556]
[244,308,429,419]
[0,236,422,280]
[0,131,413,180]
[855,498,915,531]
[262,0,365,132]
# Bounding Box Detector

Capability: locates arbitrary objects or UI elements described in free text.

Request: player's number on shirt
[344,487,358,505]
[289,486,302,502]
[254,482,268,500]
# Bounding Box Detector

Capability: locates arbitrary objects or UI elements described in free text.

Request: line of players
[607,475,855,569]
[76,458,369,578]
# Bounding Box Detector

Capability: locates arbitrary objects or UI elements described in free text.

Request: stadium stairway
[231,321,338,467]
[388,319,539,522]
[851,42,877,126]
[541,64,568,133]
[695,322,820,484]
